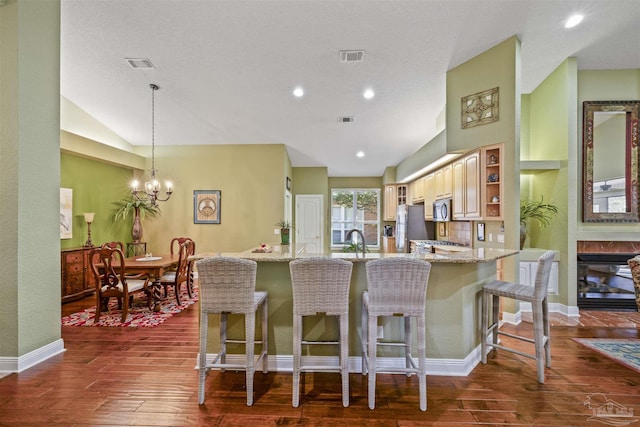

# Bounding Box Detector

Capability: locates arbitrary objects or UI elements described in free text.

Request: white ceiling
[60,0,640,177]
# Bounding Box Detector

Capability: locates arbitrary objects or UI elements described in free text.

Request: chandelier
[132,83,173,207]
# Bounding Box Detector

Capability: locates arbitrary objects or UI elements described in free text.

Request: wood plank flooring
[0,297,638,426]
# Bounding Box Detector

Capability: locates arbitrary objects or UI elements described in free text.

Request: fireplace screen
[577,253,637,310]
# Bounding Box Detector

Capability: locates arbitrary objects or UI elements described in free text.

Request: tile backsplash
[447,221,472,246]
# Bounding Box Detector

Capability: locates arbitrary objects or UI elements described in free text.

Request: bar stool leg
[245,312,256,406]
[491,294,500,347]
[262,296,269,373]
[220,313,228,369]
[339,313,350,407]
[481,291,489,364]
[361,297,368,376]
[292,314,302,408]
[367,313,378,410]
[198,311,208,405]
[532,300,545,384]
[404,316,412,377]
[543,296,551,368]
[417,315,427,411]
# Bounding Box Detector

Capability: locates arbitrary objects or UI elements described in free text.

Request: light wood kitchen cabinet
[452,151,480,219]
[482,143,503,220]
[397,184,407,206]
[382,236,396,253]
[411,176,425,204]
[423,173,435,220]
[384,184,397,221]
[383,184,409,221]
[61,247,97,303]
[452,160,465,218]
[435,164,452,199]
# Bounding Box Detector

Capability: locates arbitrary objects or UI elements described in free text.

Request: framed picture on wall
[60,188,73,239]
[194,190,221,224]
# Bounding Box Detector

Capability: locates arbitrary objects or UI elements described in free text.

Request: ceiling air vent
[338,116,355,123]
[339,50,364,63]
[126,58,155,69]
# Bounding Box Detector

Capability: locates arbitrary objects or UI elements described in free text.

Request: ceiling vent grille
[339,50,364,63]
[126,58,155,69]
[338,116,355,123]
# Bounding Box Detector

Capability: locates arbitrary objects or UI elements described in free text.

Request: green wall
[60,152,132,249]
[445,36,521,283]
[577,69,640,239]
[137,144,290,254]
[0,0,62,360]
[521,58,575,306]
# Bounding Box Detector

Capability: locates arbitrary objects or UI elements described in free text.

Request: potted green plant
[113,197,160,243]
[275,219,292,245]
[520,197,558,250]
[342,242,370,253]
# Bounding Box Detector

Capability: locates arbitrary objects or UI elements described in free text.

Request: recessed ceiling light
[293,87,304,97]
[565,14,584,29]
[363,89,375,99]
[356,151,365,158]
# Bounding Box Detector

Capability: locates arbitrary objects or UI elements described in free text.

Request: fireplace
[577,251,638,310]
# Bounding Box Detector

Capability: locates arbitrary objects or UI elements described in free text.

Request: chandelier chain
[130,83,173,207]
[151,83,157,176]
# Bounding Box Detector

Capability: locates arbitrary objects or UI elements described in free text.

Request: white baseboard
[502,303,580,325]
[0,339,65,373]
[197,348,483,377]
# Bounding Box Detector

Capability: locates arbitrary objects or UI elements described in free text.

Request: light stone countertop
[190,244,519,264]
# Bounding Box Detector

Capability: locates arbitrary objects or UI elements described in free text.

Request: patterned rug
[574,338,640,374]
[61,286,198,328]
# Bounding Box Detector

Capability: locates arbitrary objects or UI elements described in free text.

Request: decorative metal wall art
[461,87,499,128]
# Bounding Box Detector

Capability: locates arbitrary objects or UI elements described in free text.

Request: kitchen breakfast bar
[190,245,518,376]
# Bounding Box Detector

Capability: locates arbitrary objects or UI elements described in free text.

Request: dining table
[121,254,180,312]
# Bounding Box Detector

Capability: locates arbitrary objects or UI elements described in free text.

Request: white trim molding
[502,303,580,325]
[0,339,65,373]
[198,349,484,377]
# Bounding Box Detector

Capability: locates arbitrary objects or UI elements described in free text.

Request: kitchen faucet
[346,229,367,258]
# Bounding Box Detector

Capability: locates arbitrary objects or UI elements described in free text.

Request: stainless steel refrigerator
[395,204,434,252]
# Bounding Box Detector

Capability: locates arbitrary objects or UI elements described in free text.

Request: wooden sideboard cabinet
[61,247,97,303]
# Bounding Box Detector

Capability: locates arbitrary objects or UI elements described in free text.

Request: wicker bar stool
[196,257,268,406]
[289,257,353,408]
[362,257,432,411]
[481,250,555,384]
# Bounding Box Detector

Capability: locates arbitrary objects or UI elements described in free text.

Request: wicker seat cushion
[483,279,538,302]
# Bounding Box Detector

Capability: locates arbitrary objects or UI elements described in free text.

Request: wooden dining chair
[160,239,195,305]
[90,243,151,323]
[170,237,195,255]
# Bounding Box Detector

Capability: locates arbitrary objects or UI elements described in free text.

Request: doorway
[295,194,324,253]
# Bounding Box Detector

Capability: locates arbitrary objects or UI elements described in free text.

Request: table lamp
[83,212,95,247]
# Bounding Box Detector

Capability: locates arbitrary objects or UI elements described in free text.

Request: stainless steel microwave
[433,198,451,222]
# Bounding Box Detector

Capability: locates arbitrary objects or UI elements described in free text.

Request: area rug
[61,286,198,328]
[573,338,640,374]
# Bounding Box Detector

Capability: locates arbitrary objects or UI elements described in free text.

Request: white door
[295,194,323,253]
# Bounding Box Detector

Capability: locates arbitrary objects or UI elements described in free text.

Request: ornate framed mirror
[583,100,640,222]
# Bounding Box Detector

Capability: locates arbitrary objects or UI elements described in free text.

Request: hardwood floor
[0,297,638,426]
